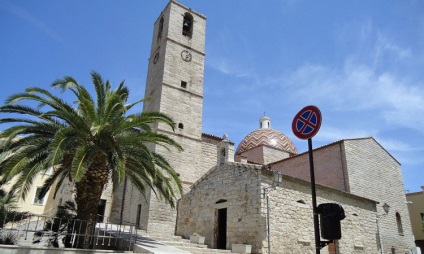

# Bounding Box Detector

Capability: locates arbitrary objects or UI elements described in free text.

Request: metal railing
[0,213,137,251]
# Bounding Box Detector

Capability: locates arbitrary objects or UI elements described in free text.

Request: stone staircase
[136,231,236,254]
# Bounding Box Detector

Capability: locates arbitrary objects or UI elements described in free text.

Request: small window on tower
[178,123,184,129]
[396,212,404,235]
[181,81,187,89]
[157,16,164,41]
[182,13,193,37]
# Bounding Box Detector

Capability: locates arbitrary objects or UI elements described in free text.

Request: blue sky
[1,0,423,192]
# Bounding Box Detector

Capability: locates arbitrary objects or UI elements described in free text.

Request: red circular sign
[292,105,322,140]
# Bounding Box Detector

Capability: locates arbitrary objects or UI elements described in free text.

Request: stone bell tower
[143,0,206,139]
[116,1,208,234]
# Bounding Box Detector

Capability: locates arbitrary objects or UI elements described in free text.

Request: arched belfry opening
[221,148,226,157]
[220,148,226,164]
[157,16,164,41]
[182,13,193,37]
[216,134,234,164]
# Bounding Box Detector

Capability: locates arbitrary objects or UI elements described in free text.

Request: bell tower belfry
[143,0,206,139]
[116,1,208,234]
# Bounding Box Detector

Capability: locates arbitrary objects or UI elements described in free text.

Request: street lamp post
[376,203,390,254]
[264,171,283,254]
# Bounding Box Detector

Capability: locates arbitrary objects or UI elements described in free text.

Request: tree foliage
[0,72,183,248]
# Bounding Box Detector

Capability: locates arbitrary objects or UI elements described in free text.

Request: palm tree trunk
[74,155,109,249]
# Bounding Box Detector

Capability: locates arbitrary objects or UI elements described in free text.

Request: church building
[103,1,415,253]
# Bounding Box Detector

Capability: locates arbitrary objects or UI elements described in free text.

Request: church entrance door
[216,208,227,249]
[97,199,106,222]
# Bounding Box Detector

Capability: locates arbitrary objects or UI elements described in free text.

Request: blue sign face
[292,105,322,140]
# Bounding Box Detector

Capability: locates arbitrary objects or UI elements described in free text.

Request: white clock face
[181,50,192,62]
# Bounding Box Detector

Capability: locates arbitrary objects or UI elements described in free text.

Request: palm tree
[0,188,18,228]
[0,72,183,248]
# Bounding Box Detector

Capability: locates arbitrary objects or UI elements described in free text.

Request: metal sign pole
[292,105,323,254]
[308,138,320,254]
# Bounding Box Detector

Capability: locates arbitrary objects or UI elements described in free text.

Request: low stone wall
[0,245,132,254]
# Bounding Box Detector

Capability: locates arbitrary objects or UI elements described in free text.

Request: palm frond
[71,145,93,182]
[38,166,68,199]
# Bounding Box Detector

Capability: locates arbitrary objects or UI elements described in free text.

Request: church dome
[235,116,298,155]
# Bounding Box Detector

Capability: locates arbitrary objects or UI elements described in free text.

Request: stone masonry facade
[343,138,414,252]
[177,161,378,254]
[113,0,219,234]
[176,162,265,251]
[269,137,415,253]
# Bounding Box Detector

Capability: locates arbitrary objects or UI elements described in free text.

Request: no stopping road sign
[292,105,322,140]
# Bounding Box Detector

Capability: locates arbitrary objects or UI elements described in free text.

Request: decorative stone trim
[297,239,311,246]
[190,235,205,244]
[354,244,365,250]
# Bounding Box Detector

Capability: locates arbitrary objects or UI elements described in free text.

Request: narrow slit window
[396,212,404,235]
[157,17,164,41]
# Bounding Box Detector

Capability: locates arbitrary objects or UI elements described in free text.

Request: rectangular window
[421,213,424,231]
[33,187,45,205]
[181,81,187,89]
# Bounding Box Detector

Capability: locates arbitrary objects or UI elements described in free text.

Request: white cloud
[373,32,412,67]
[205,16,424,134]
[283,59,424,131]
[375,136,421,153]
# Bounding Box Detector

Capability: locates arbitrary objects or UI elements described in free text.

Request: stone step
[144,234,185,242]
[181,248,233,254]
[153,239,236,254]
[173,245,232,254]
[157,240,208,248]
[131,228,237,254]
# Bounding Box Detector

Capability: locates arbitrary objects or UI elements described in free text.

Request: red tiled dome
[236,125,298,155]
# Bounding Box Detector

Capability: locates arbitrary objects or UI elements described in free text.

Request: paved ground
[95,224,190,254]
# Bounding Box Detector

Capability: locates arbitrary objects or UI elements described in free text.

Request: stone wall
[203,134,227,165]
[177,162,378,254]
[116,132,220,233]
[176,163,265,251]
[266,175,377,254]
[343,138,415,253]
[270,138,416,252]
[239,145,291,165]
[269,141,347,192]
